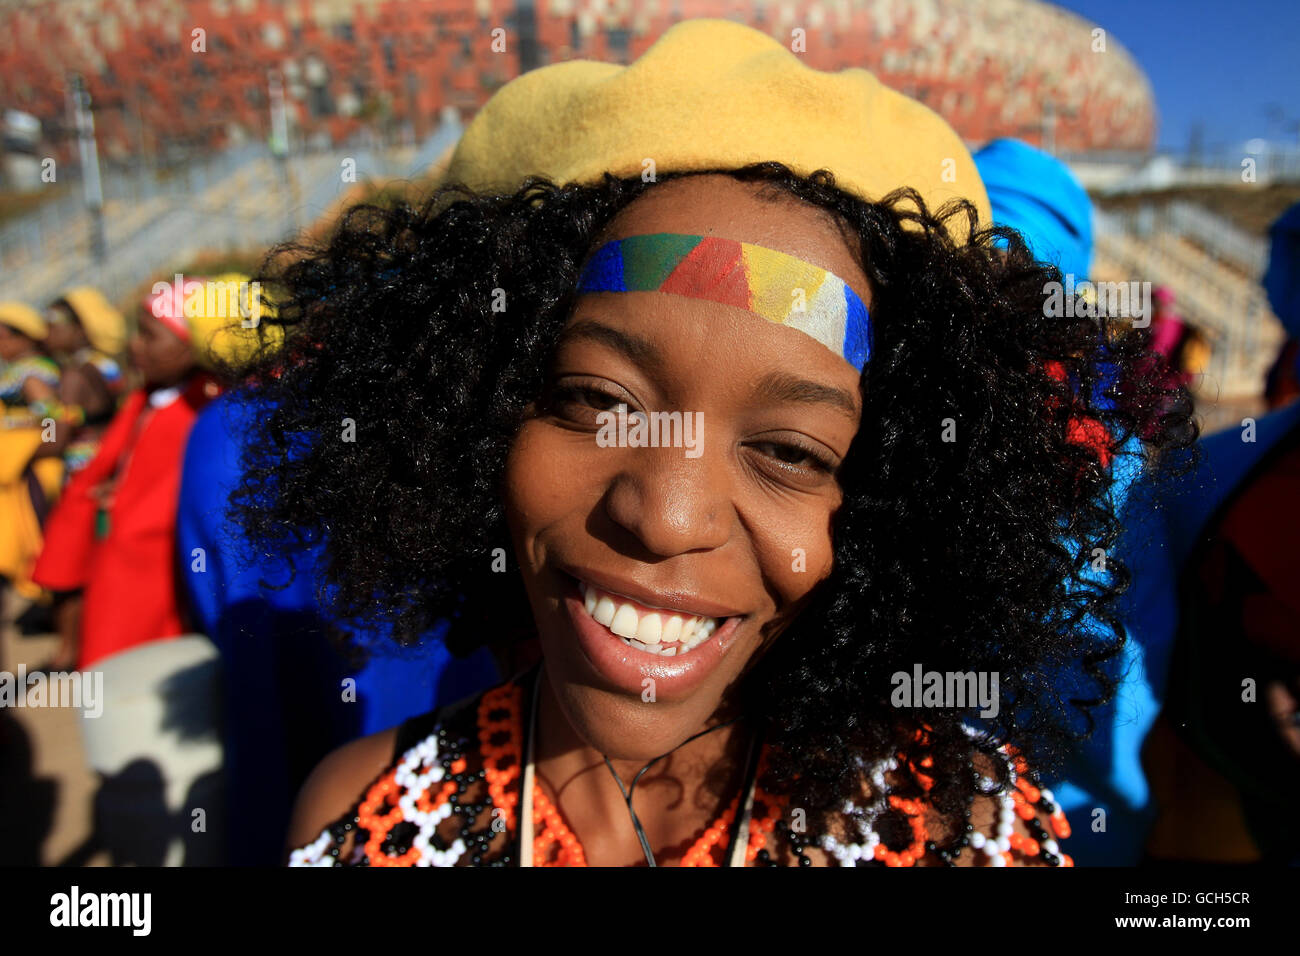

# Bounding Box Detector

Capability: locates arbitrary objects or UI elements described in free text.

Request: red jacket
[33,374,220,669]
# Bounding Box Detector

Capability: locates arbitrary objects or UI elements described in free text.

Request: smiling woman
[232,19,1193,867]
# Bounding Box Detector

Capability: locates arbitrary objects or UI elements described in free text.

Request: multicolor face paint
[576,232,871,372]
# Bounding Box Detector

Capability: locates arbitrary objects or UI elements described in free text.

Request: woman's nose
[601,447,732,558]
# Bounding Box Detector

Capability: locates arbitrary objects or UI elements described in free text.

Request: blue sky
[1053,0,1300,154]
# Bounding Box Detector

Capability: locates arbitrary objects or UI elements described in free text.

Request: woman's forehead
[596,175,872,307]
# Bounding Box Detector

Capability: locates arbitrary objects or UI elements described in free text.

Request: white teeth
[610,603,640,638]
[662,615,683,643]
[636,612,663,644]
[578,580,726,656]
[593,595,617,627]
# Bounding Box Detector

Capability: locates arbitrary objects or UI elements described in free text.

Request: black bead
[798,854,812,867]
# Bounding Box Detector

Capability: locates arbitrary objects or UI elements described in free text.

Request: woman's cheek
[503,421,599,540]
[752,500,838,605]
[503,422,555,539]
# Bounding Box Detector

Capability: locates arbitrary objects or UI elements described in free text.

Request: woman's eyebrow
[753,371,859,419]
[557,319,665,374]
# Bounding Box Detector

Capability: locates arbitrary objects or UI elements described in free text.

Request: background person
[0,303,63,606]
[30,275,255,671]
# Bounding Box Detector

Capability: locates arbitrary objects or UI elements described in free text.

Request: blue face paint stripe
[842,284,871,372]
[577,241,627,292]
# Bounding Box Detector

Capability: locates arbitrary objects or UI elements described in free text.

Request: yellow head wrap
[0,302,48,341]
[56,286,127,356]
[442,18,989,240]
[149,273,281,370]
[186,273,281,369]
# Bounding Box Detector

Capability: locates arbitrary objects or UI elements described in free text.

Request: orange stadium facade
[0,0,1155,164]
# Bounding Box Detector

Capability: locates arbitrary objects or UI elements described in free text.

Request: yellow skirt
[0,427,64,600]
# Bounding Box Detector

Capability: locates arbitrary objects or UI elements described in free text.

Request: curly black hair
[231,162,1195,845]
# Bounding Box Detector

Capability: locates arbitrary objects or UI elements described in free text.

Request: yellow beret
[57,286,127,356]
[0,301,48,340]
[443,18,989,241]
[179,273,282,370]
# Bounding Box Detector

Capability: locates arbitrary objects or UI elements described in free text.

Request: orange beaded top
[289,670,1073,868]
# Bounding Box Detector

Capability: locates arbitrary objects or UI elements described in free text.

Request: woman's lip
[561,576,743,700]
[560,565,746,620]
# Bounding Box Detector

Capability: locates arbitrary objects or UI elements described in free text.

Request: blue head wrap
[974,138,1094,282]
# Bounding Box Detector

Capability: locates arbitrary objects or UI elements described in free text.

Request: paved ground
[0,602,105,866]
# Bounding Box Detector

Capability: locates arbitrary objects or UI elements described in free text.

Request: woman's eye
[547,383,630,420]
[749,440,836,474]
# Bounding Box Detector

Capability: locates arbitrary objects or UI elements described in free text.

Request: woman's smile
[556,568,748,700]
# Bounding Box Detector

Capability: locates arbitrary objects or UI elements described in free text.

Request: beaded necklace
[516,665,772,867]
[289,670,1074,867]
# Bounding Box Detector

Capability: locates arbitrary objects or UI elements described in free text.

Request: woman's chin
[553,682,721,763]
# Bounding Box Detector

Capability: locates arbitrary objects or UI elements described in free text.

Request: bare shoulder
[284,726,400,860]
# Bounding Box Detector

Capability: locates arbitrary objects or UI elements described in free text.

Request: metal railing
[1093,207,1284,400]
[0,119,463,307]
